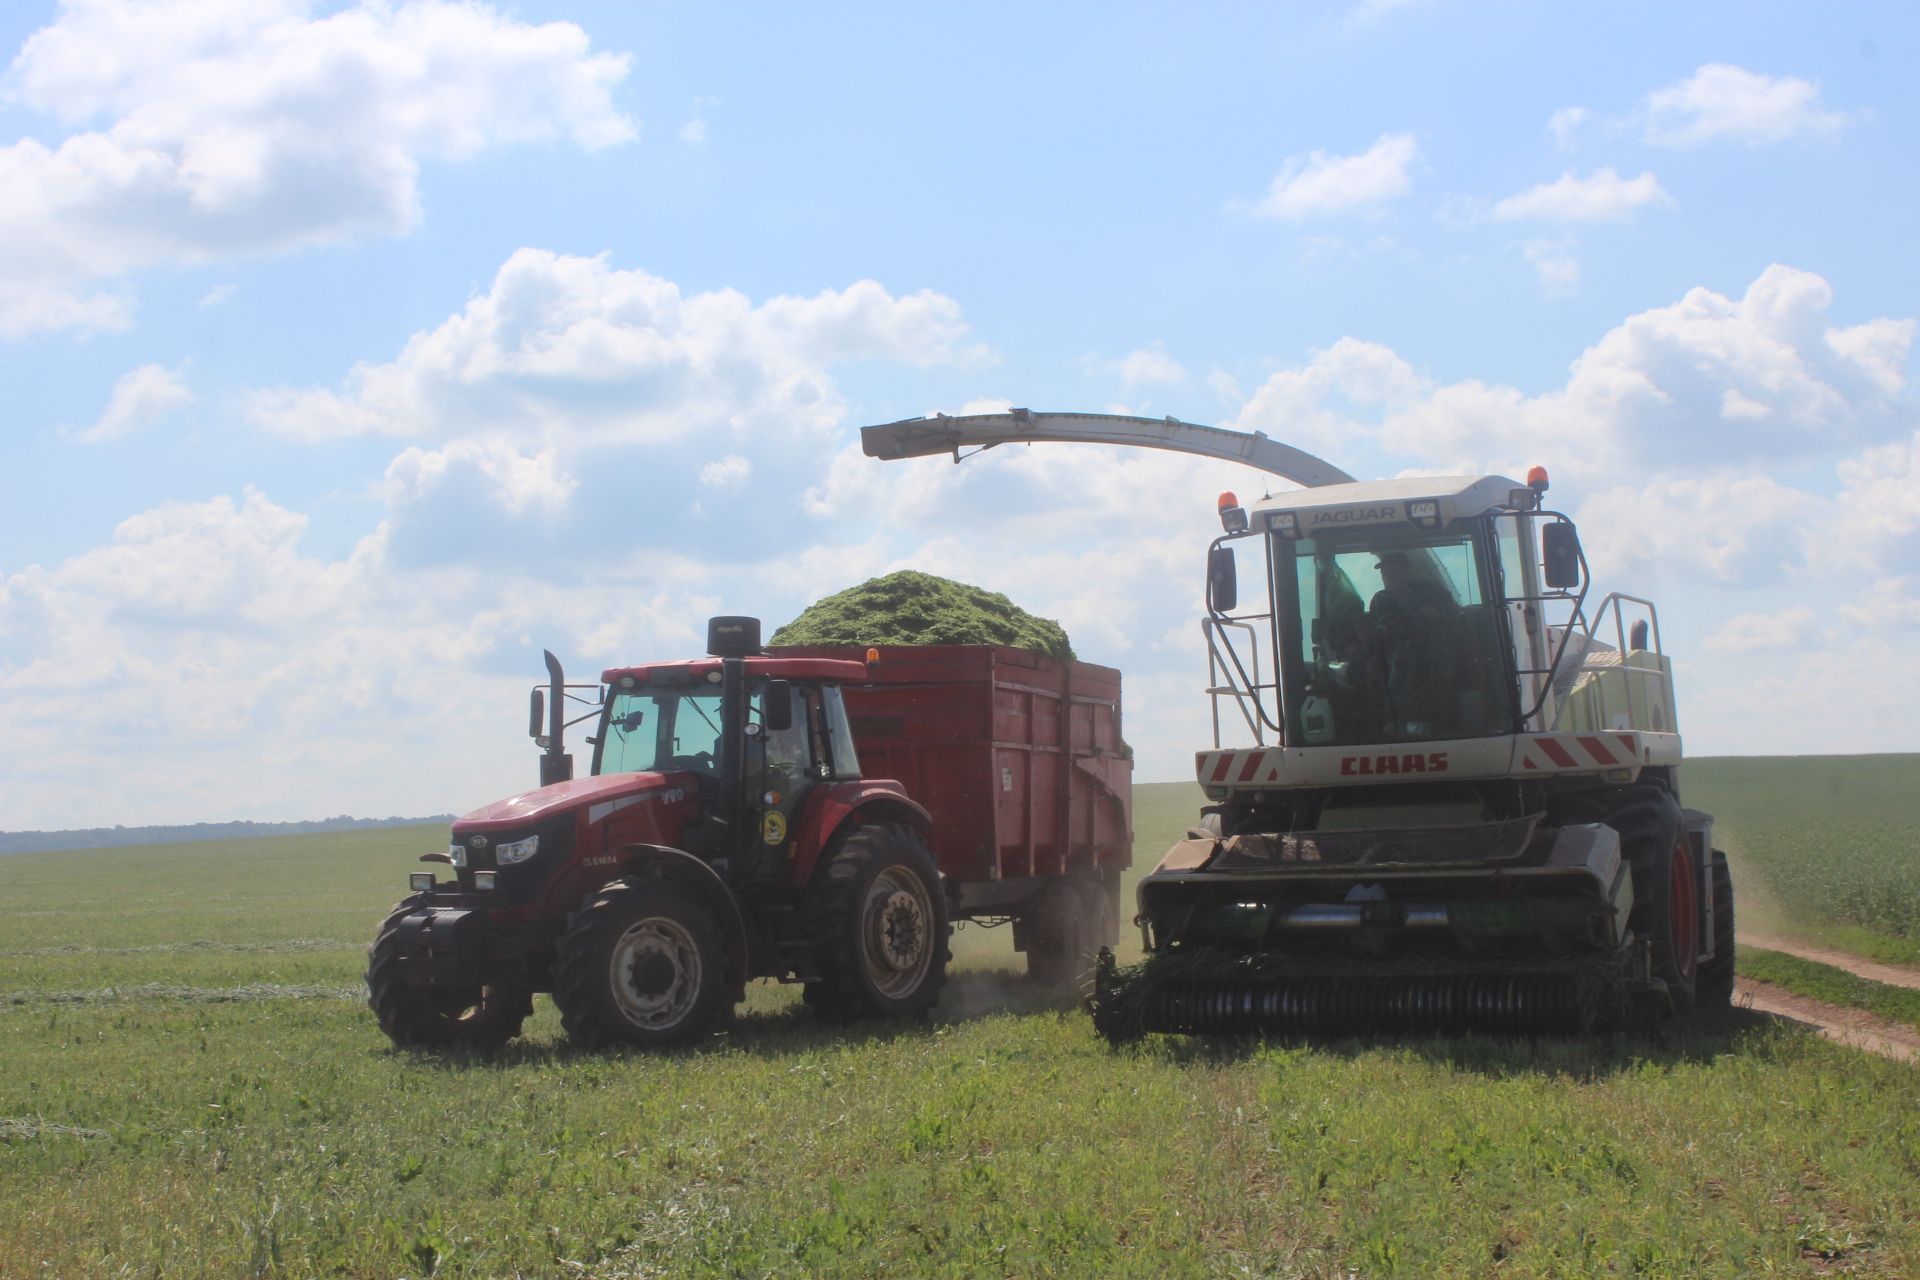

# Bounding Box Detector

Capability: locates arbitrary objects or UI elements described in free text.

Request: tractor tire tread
[366,895,528,1050]
[802,822,950,1023]
[551,877,727,1049]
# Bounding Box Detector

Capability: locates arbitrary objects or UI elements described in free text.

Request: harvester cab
[367,616,951,1052]
[1095,468,1733,1038]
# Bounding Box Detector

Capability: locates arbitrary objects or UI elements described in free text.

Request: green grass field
[1685,755,1920,966]
[3,765,1918,1277]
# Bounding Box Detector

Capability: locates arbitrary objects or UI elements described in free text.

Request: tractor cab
[535,616,870,882]
[589,649,867,879]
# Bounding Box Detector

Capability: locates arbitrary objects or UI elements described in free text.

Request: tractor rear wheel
[552,878,728,1049]
[1696,849,1737,1010]
[1024,881,1097,987]
[366,896,530,1050]
[803,823,949,1022]
[1604,786,1700,1014]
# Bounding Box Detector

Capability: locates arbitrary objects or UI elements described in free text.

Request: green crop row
[1684,755,1920,948]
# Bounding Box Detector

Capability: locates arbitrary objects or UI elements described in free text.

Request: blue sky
[2,0,1916,829]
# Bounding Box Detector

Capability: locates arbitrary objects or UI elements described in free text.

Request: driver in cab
[1368,551,1456,733]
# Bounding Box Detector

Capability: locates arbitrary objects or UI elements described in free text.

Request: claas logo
[1340,752,1449,777]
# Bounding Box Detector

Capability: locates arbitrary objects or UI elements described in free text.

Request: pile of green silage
[769,570,1074,661]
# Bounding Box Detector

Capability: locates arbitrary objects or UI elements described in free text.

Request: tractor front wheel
[803,823,950,1022]
[552,878,729,1049]
[366,897,530,1050]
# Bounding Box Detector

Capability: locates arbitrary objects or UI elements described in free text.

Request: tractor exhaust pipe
[539,649,574,787]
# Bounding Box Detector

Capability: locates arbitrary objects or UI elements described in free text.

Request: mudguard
[783,781,933,887]
[614,843,752,989]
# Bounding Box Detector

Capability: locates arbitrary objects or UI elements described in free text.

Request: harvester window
[1287,533,1508,745]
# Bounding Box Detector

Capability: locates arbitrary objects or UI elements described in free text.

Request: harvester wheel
[803,823,949,1022]
[1603,786,1699,1014]
[552,878,729,1049]
[1696,849,1736,1010]
[1025,882,1097,987]
[366,896,530,1050]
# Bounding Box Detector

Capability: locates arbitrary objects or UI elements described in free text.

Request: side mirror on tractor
[529,688,546,742]
[1208,545,1239,613]
[1542,521,1582,590]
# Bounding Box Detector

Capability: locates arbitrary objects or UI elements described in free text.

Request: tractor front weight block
[394,907,489,987]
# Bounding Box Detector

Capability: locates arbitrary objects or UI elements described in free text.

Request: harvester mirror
[1207,545,1239,613]
[1542,522,1582,589]
[528,688,545,739]
[763,681,794,732]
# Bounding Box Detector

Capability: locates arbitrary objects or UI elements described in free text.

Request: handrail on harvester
[860,409,1356,488]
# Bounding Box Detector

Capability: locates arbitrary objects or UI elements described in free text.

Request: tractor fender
[613,843,751,990]
[783,782,933,888]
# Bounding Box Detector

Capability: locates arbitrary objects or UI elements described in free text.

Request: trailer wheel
[1696,849,1736,1010]
[552,878,729,1049]
[1025,882,1097,987]
[803,823,949,1022]
[366,896,530,1050]
[1602,786,1699,1014]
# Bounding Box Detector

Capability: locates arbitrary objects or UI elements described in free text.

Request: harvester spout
[860,410,1355,488]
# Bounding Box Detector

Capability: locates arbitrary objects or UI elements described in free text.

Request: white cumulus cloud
[1706,606,1822,653]
[1522,238,1581,296]
[246,249,985,449]
[72,362,193,442]
[0,0,635,338]
[1244,133,1418,221]
[1113,345,1187,388]
[1548,106,1593,150]
[1643,63,1852,147]
[1493,169,1670,222]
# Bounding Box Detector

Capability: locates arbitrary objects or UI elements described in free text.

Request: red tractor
[366,617,949,1049]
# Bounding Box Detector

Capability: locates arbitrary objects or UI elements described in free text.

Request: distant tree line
[0,815,454,855]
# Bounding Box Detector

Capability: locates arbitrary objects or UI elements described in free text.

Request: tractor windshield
[595,686,725,776]
[1281,528,1512,746]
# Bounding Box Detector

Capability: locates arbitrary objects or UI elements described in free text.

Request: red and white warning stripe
[1517,732,1641,773]
[1198,747,1282,785]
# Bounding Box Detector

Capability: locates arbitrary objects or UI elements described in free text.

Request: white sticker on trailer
[1002,767,1013,792]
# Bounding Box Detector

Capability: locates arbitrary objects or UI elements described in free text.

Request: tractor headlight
[410,872,436,893]
[496,835,539,865]
[448,843,467,868]
[473,871,498,891]
[1408,500,1440,529]
[1269,511,1298,536]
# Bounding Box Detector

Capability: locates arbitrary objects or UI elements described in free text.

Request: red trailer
[774,645,1134,981]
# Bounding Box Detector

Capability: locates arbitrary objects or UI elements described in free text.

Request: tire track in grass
[1739,934,1920,991]
[3,982,361,1006]
[0,939,352,958]
[1735,978,1920,1062]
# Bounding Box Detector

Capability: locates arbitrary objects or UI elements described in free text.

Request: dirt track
[1733,934,1920,1063]
[1736,978,1919,1062]
[1740,933,1920,991]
